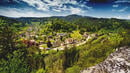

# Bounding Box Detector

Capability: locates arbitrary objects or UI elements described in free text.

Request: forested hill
[1,15,130,33]
[0,15,130,32]
[1,15,130,31]
[15,15,126,23]
[0,14,129,24]
[12,14,89,24]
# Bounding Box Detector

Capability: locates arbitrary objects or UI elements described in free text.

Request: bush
[65,66,81,73]
[36,68,46,73]
[0,49,30,73]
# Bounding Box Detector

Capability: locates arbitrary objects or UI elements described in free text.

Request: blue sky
[0,0,130,19]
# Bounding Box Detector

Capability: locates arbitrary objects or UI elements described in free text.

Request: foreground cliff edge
[81,46,130,73]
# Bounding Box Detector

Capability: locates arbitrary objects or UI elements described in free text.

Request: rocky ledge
[81,46,130,73]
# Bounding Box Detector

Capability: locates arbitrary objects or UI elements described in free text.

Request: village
[19,26,97,51]
[0,1,130,72]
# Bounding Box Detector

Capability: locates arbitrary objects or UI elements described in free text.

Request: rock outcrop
[81,46,130,73]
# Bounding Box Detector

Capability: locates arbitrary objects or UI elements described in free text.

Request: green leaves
[0,19,17,56]
[108,33,124,47]
[0,50,30,73]
[36,68,46,73]
[70,30,82,41]
[65,65,81,73]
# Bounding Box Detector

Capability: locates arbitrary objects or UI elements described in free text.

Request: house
[48,35,53,38]
[27,27,33,32]
[39,46,44,50]
[90,33,98,37]
[42,35,46,37]
[22,39,39,47]
[39,41,45,45]
[30,34,35,39]
[39,44,50,50]
[56,33,67,41]
[53,40,62,47]
[65,38,74,44]
[61,42,65,46]
[19,33,25,38]
[83,32,89,38]
[57,33,66,36]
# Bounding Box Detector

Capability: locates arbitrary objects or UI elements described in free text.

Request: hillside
[0,15,130,73]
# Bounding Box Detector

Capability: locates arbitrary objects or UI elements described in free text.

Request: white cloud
[22,0,91,14]
[118,7,128,12]
[22,0,49,11]
[113,5,119,8]
[128,15,130,19]
[114,16,122,19]
[112,7,129,12]
[112,15,130,19]
[70,7,84,14]
[13,0,21,3]
[22,0,75,11]
[0,7,51,17]
[115,0,130,3]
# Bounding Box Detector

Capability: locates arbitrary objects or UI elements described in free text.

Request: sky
[0,0,130,19]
